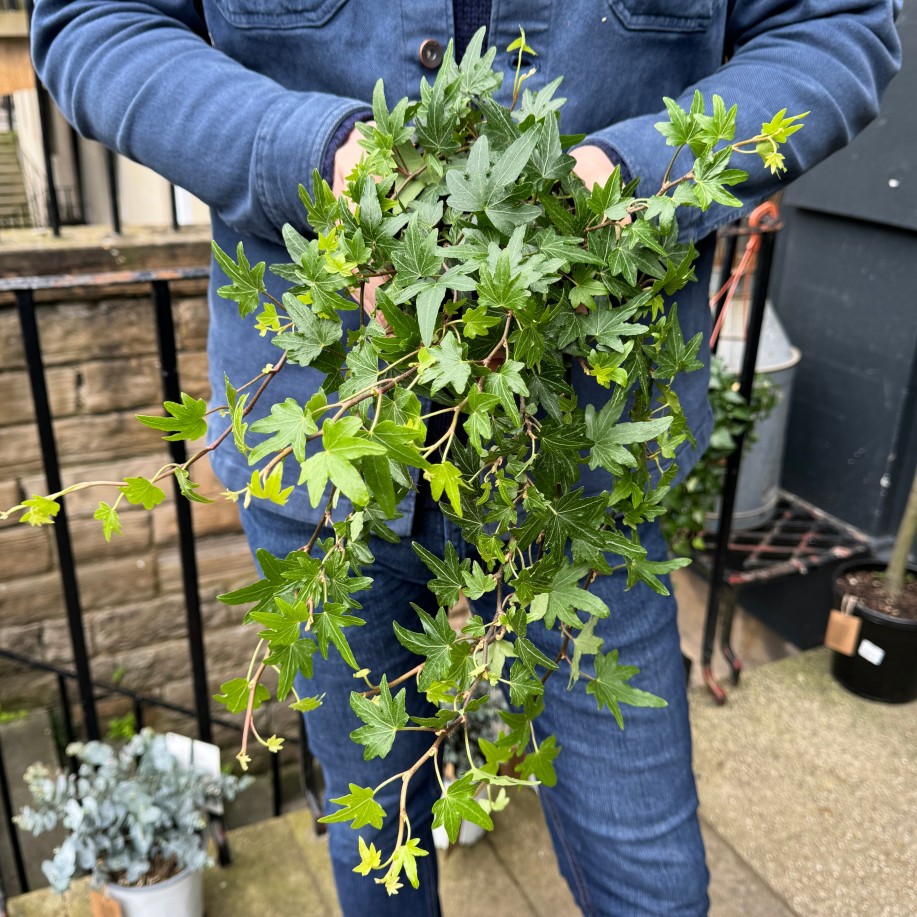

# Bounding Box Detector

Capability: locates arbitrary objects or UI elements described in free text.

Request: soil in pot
[837,569,917,620]
[102,866,203,917]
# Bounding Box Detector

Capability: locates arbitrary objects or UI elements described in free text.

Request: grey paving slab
[691,648,917,917]
[702,821,797,917]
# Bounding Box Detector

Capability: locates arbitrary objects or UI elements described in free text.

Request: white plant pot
[433,817,488,850]
[103,867,203,917]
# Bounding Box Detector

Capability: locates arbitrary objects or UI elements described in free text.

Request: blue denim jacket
[33,0,901,534]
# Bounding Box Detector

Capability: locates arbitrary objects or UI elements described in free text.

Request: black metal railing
[0,267,323,909]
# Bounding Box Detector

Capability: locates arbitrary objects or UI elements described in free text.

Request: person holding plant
[31,3,900,915]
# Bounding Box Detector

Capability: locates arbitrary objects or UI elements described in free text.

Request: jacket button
[419,39,443,69]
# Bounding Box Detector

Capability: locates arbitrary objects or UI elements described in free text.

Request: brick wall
[0,229,297,751]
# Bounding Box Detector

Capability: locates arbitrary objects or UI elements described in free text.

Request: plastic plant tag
[89,890,123,917]
[166,732,224,813]
[857,638,886,666]
[824,609,861,656]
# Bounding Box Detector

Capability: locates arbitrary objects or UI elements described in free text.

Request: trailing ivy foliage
[2,29,804,895]
[662,356,778,555]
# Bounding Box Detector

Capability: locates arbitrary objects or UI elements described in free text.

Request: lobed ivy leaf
[431,773,494,843]
[136,392,208,442]
[93,502,122,541]
[119,476,165,511]
[586,650,667,729]
[393,606,457,691]
[349,676,409,760]
[212,241,266,317]
[319,784,386,830]
[215,677,270,715]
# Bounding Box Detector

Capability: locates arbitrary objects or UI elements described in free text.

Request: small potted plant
[432,684,509,850]
[15,728,250,916]
[831,464,917,703]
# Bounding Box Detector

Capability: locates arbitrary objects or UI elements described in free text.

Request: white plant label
[166,733,225,814]
[857,639,886,666]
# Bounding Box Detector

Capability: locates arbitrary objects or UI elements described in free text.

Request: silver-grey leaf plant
[15,728,251,894]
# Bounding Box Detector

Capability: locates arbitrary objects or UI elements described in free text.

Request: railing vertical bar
[169,183,180,232]
[67,125,86,225]
[105,149,122,235]
[150,280,213,743]
[16,289,100,739]
[56,673,77,772]
[0,730,29,894]
[133,697,145,731]
[24,1,59,236]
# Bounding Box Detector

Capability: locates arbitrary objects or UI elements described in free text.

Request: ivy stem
[359,662,425,697]
[165,352,289,482]
[239,649,270,768]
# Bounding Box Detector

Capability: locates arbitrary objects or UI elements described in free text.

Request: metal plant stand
[697,208,870,702]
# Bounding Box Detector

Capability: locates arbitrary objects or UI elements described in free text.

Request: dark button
[419,38,443,69]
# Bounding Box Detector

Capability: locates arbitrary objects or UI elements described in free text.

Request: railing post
[150,280,213,743]
[15,289,100,738]
[0,729,29,895]
[24,0,60,236]
[105,149,122,236]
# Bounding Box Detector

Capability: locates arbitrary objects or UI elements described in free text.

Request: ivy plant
[3,30,805,895]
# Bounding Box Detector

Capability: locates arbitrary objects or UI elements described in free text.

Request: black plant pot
[831,560,917,704]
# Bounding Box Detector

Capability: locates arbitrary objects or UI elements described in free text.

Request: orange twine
[709,200,780,348]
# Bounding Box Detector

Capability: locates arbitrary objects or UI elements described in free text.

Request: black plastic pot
[831,560,917,704]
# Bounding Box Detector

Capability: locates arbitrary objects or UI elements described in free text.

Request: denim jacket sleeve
[585,0,902,241]
[30,0,370,245]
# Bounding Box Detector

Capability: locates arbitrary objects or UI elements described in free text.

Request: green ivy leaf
[249,397,319,465]
[517,734,560,787]
[247,465,294,506]
[586,650,667,728]
[318,784,386,830]
[212,241,266,317]
[431,773,494,843]
[93,502,122,541]
[349,676,410,760]
[412,541,466,608]
[18,495,61,527]
[266,637,318,701]
[136,392,208,442]
[299,416,386,507]
[214,677,270,715]
[174,467,214,504]
[313,602,366,670]
[119,476,166,511]
[417,333,471,396]
[423,461,466,517]
[393,606,457,691]
[249,596,312,646]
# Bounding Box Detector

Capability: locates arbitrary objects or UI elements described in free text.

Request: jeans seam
[540,787,596,916]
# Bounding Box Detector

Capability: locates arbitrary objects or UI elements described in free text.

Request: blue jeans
[239,502,709,916]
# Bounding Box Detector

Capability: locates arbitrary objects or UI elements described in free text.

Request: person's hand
[570,144,617,192]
